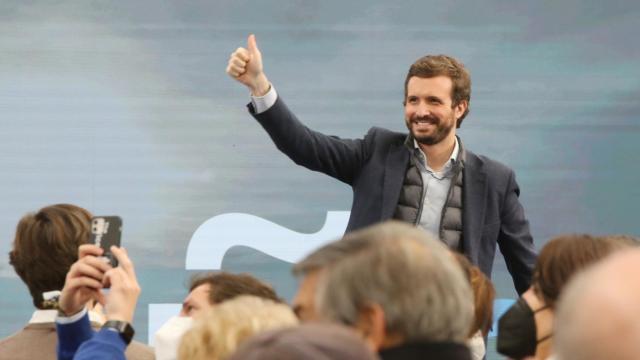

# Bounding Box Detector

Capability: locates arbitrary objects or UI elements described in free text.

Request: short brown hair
[189,272,281,304]
[8,204,92,309]
[404,55,471,127]
[601,234,640,246]
[532,234,634,308]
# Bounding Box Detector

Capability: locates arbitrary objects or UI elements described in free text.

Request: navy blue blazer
[251,97,536,294]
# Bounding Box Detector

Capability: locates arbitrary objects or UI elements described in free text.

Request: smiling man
[226,35,537,294]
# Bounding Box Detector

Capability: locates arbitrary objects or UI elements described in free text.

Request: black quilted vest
[393,137,465,250]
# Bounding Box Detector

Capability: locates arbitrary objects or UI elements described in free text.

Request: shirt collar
[410,137,459,168]
[29,309,105,325]
[29,310,58,324]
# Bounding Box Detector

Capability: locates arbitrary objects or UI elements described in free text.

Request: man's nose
[415,103,431,118]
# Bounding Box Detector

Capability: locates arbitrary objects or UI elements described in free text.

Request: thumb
[247,34,260,55]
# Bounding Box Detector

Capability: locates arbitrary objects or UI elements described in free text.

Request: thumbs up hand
[226,34,271,96]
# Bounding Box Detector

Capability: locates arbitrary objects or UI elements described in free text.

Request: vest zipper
[438,163,463,242]
[414,177,425,226]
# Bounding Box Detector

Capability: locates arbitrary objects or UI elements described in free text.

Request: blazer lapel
[381,143,410,220]
[462,152,487,261]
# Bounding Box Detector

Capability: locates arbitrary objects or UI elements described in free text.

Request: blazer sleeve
[56,312,95,360]
[73,329,127,360]
[250,96,369,185]
[497,169,537,295]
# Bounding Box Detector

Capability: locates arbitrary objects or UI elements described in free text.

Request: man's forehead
[186,283,211,302]
[192,283,212,295]
[407,76,453,95]
[304,267,328,285]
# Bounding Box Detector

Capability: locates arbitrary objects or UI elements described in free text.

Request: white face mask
[467,330,486,360]
[154,316,194,360]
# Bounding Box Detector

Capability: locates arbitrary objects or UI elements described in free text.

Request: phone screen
[90,216,122,267]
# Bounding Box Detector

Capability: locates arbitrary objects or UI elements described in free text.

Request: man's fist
[226,34,270,96]
[58,244,111,316]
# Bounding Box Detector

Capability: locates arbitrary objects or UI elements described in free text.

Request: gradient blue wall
[1,1,638,358]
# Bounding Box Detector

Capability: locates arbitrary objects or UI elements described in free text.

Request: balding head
[555,248,640,360]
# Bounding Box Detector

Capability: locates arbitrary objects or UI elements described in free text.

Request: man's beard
[406,114,454,146]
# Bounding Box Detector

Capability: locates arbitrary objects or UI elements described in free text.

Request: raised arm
[73,246,141,360]
[56,244,111,360]
[225,35,370,184]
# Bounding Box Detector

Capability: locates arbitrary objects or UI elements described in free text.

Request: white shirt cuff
[56,307,88,324]
[251,85,277,114]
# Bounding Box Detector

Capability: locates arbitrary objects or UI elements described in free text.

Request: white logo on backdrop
[185,211,351,269]
[147,211,350,345]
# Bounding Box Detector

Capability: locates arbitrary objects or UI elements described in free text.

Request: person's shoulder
[0,329,21,346]
[0,330,21,350]
[124,340,155,360]
[465,149,514,177]
[364,127,407,145]
[367,126,405,137]
[0,325,58,359]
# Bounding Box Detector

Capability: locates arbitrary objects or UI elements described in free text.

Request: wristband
[102,320,135,345]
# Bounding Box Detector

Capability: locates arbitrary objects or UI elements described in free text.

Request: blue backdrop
[1,1,639,358]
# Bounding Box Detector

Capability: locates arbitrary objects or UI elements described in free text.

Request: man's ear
[453,100,468,122]
[354,303,387,351]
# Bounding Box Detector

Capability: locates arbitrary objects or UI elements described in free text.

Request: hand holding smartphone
[90,216,122,267]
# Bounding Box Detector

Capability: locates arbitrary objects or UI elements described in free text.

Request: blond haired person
[178,295,298,360]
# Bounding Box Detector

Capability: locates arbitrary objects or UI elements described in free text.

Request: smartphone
[90,216,122,267]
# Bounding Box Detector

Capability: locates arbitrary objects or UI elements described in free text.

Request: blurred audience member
[156,271,280,360]
[292,231,382,321]
[229,323,380,360]
[177,295,298,360]
[454,253,496,360]
[555,248,640,360]
[180,271,280,317]
[56,245,146,360]
[317,221,474,360]
[0,204,151,360]
[497,234,634,359]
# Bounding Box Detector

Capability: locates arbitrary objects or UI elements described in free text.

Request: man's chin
[410,130,437,146]
[414,136,438,146]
